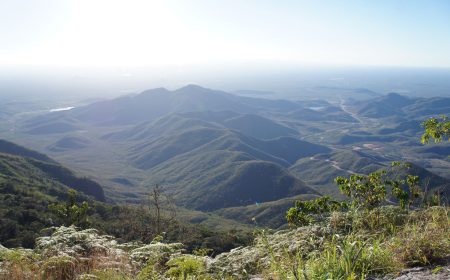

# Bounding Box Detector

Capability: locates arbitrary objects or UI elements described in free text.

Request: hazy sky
[1,0,449,68]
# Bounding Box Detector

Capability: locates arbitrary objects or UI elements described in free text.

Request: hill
[48,136,91,152]
[290,149,450,200]
[354,93,414,118]
[94,110,329,210]
[214,193,319,228]
[0,139,105,201]
[352,93,450,119]
[145,151,319,210]
[44,85,304,126]
[0,140,107,247]
[0,139,54,162]
[0,139,256,250]
[8,85,449,218]
[290,150,385,196]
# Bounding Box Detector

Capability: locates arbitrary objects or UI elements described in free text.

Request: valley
[0,85,448,229]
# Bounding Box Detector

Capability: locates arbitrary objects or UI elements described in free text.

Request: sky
[0,0,450,68]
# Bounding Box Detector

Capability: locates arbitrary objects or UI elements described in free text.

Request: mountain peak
[386,92,406,99]
[140,87,169,95]
[383,92,412,106]
[176,84,212,94]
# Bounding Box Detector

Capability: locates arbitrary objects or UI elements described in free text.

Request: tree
[335,171,388,210]
[150,185,163,235]
[385,162,422,209]
[335,162,423,210]
[421,115,450,144]
[421,115,448,204]
[148,185,177,236]
[49,189,89,228]
[286,196,347,227]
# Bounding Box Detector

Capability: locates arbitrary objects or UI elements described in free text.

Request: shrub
[165,255,207,279]
[286,196,347,227]
[388,207,450,266]
[89,268,132,280]
[329,206,409,236]
[35,226,117,258]
[130,242,184,269]
[308,235,401,279]
[0,248,40,280]
[136,263,160,280]
[41,255,78,280]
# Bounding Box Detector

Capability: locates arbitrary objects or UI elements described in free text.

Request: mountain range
[0,85,448,227]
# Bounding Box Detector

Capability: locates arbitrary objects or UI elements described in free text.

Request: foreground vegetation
[0,205,448,279]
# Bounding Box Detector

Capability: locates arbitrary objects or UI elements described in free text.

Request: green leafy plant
[48,189,90,228]
[421,115,450,144]
[286,196,348,227]
[335,171,387,210]
[308,235,401,280]
[386,162,422,209]
[335,162,423,210]
[165,255,207,280]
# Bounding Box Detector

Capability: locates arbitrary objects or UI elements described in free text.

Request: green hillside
[214,193,319,228]
[0,152,102,247]
[0,140,254,251]
[3,86,449,224]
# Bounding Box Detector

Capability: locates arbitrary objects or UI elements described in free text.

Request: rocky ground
[391,265,450,280]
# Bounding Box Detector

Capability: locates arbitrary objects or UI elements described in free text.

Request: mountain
[414,144,450,159]
[46,85,304,127]
[290,150,385,196]
[104,111,298,142]
[222,114,298,140]
[0,139,54,162]
[146,157,319,211]
[288,106,357,123]
[14,86,332,213]
[401,163,450,198]
[354,93,414,118]
[0,139,254,250]
[290,149,450,200]
[119,123,326,210]
[88,107,329,210]
[0,139,105,201]
[352,93,450,119]
[48,136,91,152]
[10,85,449,218]
[0,140,108,247]
[23,114,81,135]
[377,119,423,136]
[123,122,329,169]
[96,111,329,210]
[404,97,450,116]
[214,193,319,228]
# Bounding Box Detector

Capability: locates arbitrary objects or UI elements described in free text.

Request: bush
[330,206,410,235]
[130,241,184,269]
[41,255,78,280]
[0,248,40,280]
[388,207,450,266]
[165,255,207,279]
[308,235,402,279]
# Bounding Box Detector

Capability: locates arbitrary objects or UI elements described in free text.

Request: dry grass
[388,207,450,266]
[1,207,448,279]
